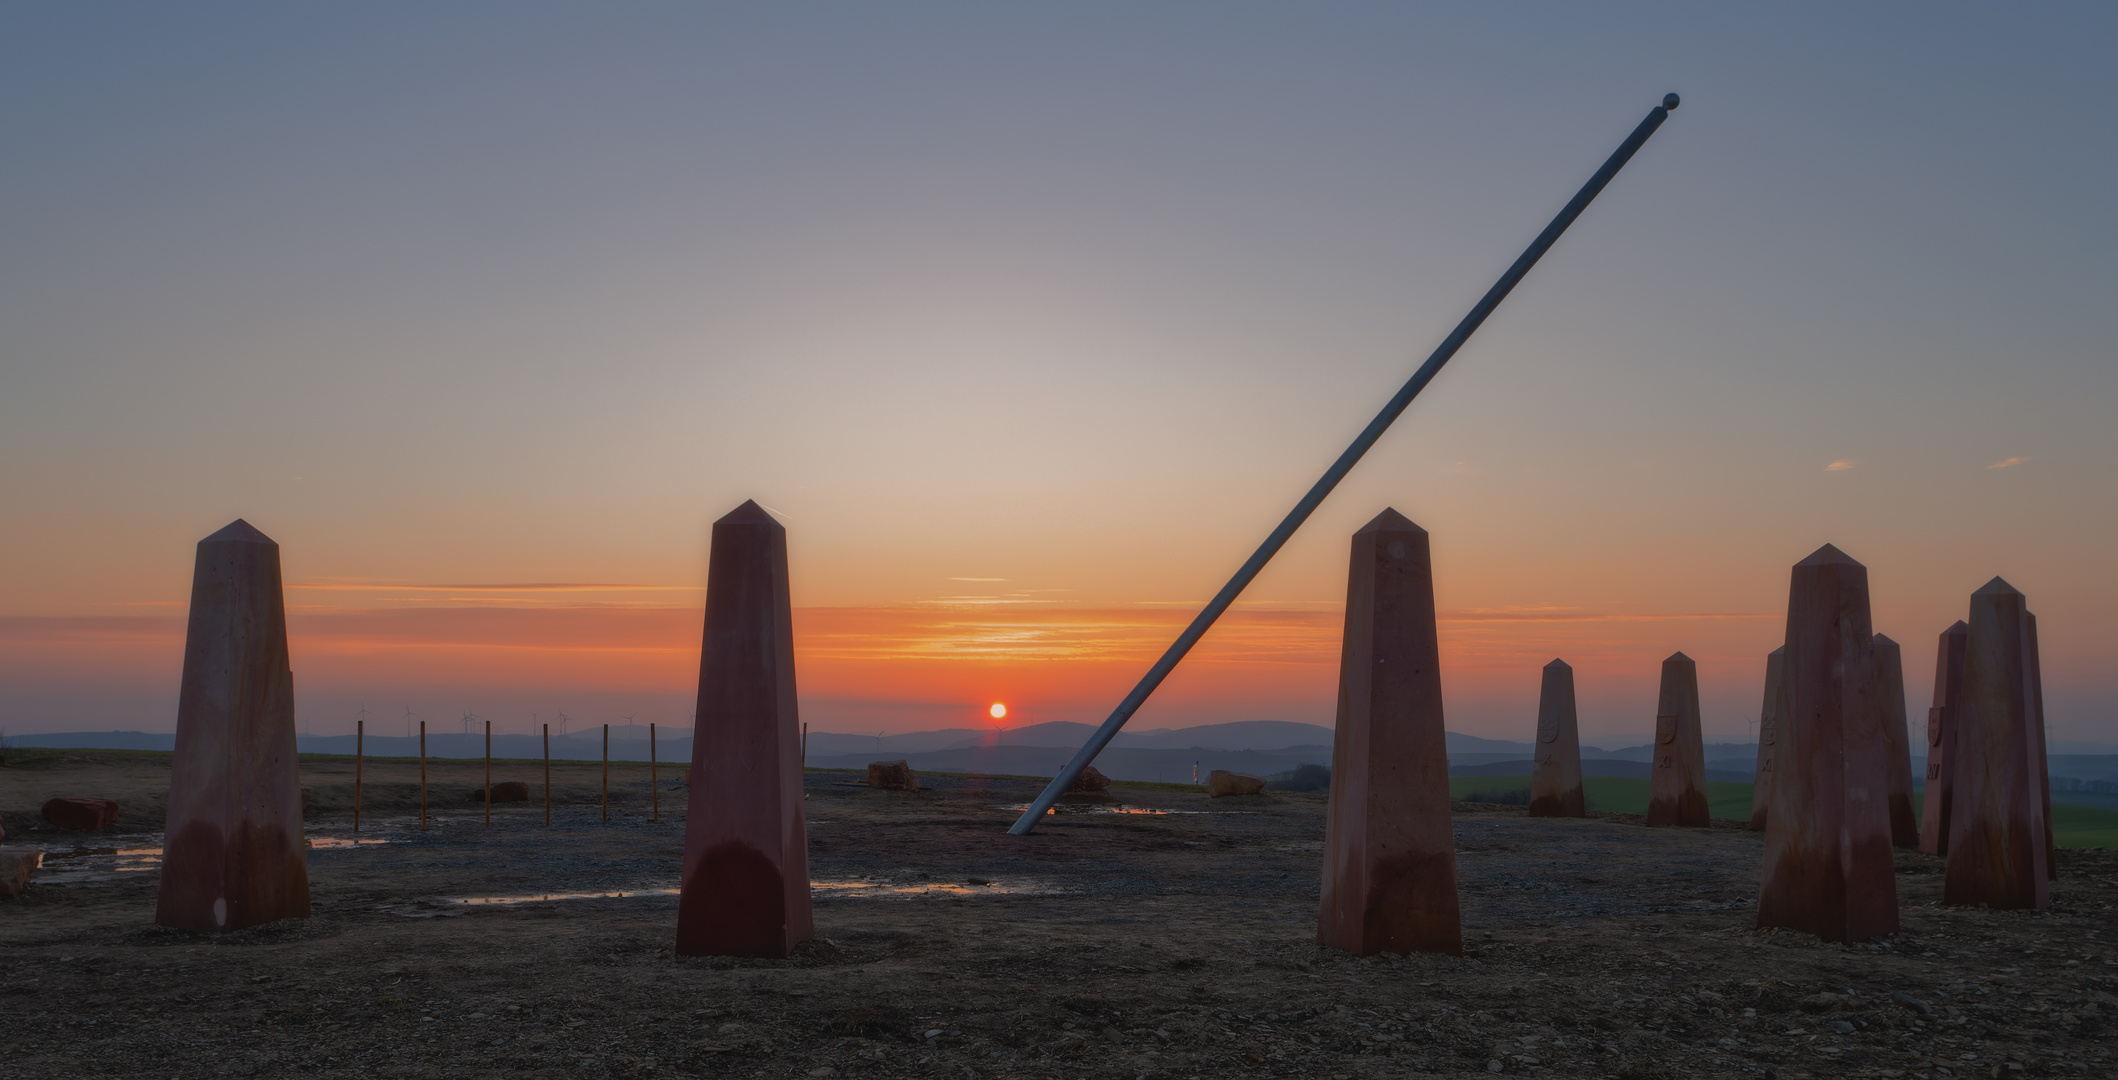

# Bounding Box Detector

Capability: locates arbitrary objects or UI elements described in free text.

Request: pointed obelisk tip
[1873,632,1897,645]
[715,499,781,527]
[1662,92,1680,111]
[1946,619,1968,632]
[1355,507,1423,535]
[1665,651,1693,664]
[1796,543,1862,568]
[1973,576,2021,598]
[1768,646,1785,657]
[1544,658,1571,670]
[201,518,275,545]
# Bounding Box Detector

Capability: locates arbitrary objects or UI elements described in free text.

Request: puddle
[811,877,1056,899]
[307,837,394,850]
[34,843,165,881]
[996,804,1218,817]
[428,877,1061,910]
[449,888,681,907]
[31,833,391,882]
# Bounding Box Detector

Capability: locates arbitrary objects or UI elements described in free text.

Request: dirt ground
[2,750,2114,1080]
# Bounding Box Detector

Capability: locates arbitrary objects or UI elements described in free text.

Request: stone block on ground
[472,781,532,803]
[155,519,312,933]
[42,797,120,832]
[1757,543,1899,942]
[0,846,40,899]
[1528,659,1584,818]
[867,760,920,792]
[1647,653,1709,827]
[1317,509,1462,957]
[1207,770,1266,797]
[678,501,814,959]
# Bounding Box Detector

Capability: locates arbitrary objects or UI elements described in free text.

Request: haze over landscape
[3,5,2113,753]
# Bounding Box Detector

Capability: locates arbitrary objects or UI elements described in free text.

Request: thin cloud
[1825,459,1856,472]
[947,577,1007,582]
[1987,455,2032,470]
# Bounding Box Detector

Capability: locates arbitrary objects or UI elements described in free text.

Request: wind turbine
[462,709,478,736]
[357,701,371,739]
[556,710,571,738]
[404,706,415,740]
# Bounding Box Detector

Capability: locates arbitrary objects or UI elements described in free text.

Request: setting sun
[989,703,1007,720]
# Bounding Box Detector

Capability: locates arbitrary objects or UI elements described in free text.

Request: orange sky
[1,595,1800,745]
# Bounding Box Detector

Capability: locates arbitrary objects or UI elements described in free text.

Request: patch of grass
[2051,804,2118,849]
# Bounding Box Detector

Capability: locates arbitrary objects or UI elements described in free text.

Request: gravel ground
[3,754,2115,1079]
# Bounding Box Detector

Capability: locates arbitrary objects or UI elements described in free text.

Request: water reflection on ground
[430,876,1061,909]
[30,832,393,882]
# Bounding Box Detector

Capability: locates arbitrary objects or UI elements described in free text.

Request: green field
[1450,774,2118,848]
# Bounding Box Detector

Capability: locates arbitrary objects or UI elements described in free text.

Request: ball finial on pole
[1663,92,1680,110]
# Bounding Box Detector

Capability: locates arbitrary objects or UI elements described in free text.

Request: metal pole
[602,723,609,823]
[419,720,428,832]
[650,722,659,823]
[354,720,364,833]
[542,723,551,828]
[484,720,492,827]
[1011,93,1682,836]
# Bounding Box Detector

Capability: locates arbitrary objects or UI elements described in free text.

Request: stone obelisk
[1318,509,1461,956]
[1748,647,1785,831]
[1943,579,2050,910]
[1528,659,1585,817]
[1646,653,1708,827]
[1757,544,1898,942]
[1872,634,1920,848]
[676,501,813,957]
[156,520,312,932]
[1919,621,1969,856]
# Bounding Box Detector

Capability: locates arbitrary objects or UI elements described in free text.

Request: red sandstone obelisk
[1918,621,1969,856]
[1646,653,1708,827]
[1528,660,1585,817]
[156,520,312,932]
[677,501,813,957]
[1757,544,1898,942]
[1748,647,1785,831]
[1318,509,1461,956]
[1872,634,1920,848]
[1942,579,2050,910]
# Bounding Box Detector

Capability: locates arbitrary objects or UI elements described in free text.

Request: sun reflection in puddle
[308,837,393,850]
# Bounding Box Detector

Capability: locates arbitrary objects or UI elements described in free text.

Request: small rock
[41,796,120,831]
[1826,1020,1855,1034]
[1485,1061,1502,1073]
[472,781,533,804]
[1890,991,1933,1015]
[0,846,41,899]
[1207,771,1266,797]
[868,760,920,792]
[1068,766,1112,793]
[923,1028,944,1039]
